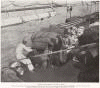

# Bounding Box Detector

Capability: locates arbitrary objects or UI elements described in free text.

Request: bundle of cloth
[1,61,25,82]
[24,31,59,51]
[78,25,99,46]
[1,67,23,82]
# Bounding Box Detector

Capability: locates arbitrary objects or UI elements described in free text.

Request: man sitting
[16,39,35,72]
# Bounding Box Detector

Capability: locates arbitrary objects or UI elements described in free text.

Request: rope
[15,42,97,63]
[12,42,96,67]
[1,42,96,68]
[21,43,96,60]
[14,49,71,66]
[15,46,74,62]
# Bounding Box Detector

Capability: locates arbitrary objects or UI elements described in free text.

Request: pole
[95,2,96,12]
[89,1,92,24]
[82,0,84,6]
[87,3,88,11]
[70,10,71,18]
[66,0,67,19]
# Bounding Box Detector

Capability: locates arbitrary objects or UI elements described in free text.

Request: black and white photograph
[1,0,99,85]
